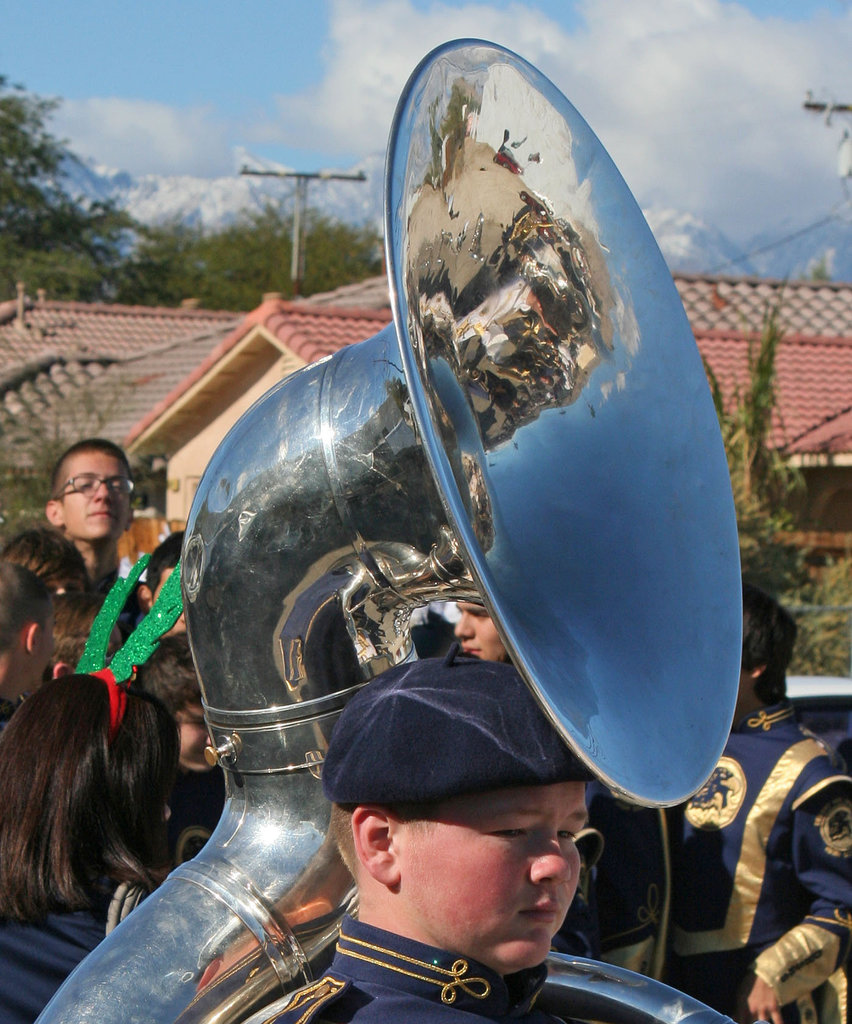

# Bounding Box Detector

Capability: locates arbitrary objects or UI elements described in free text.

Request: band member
[671,584,852,1024]
[264,648,592,1023]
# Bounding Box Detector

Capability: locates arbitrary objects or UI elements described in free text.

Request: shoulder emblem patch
[815,797,852,857]
[685,756,747,829]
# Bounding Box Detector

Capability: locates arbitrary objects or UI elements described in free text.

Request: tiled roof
[0,296,241,467]
[676,276,852,455]
[0,298,239,377]
[124,295,392,446]
[676,275,852,337]
[300,276,392,311]
[2,274,851,468]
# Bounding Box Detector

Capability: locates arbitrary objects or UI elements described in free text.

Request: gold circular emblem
[816,797,852,857]
[685,756,746,830]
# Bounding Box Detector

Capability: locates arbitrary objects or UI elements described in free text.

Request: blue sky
[4,0,852,243]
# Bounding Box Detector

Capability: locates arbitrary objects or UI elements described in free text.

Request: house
[675,274,852,553]
[2,274,851,554]
[124,289,392,521]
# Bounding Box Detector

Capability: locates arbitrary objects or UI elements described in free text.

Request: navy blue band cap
[322,645,593,805]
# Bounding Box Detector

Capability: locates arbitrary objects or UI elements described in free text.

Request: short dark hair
[742,583,797,705]
[0,674,179,921]
[49,438,132,498]
[52,591,110,671]
[1,526,88,593]
[0,563,52,653]
[144,531,184,597]
[135,634,199,717]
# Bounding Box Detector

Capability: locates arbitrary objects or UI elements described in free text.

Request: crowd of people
[0,438,225,1022]
[0,435,850,1024]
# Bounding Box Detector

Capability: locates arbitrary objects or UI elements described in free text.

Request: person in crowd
[454,600,510,662]
[584,781,670,978]
[264,650,592,1024]
[137,531,185,634]
[44,438,135,595]
[49,592,122,680]
[135,634,224,865]
[1,525,89,595]
[0,563,54,725]
[0,671,179,1023]
[671,583,852,1024]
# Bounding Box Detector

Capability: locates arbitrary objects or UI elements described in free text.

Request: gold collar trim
[745,706,794,732]
[336,932,491,1004]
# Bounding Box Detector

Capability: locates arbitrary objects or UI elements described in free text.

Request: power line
[240,167,366,295]
[707,203,851,275]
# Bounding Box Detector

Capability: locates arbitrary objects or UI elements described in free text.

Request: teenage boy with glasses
[45,439,135,597]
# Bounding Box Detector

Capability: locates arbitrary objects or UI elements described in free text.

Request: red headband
[90,668,128,744]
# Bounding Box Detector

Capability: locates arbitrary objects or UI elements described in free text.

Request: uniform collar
[734,699,795,733]
[333,916,548,1017]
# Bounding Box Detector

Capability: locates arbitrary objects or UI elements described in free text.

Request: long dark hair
[0,674,179,921]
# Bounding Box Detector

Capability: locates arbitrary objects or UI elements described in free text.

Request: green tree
[0,76,133,301]
[117,205,382,310]
[706,296,852,675]
[706,297,807,594]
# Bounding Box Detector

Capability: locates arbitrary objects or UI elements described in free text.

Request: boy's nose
[530,842,579,885]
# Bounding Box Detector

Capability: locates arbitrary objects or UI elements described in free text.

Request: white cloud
[46,0,852,241]
[254,0,852,240]
[536,0,852,239]
[52,97,235,177]
[247,0,574,158]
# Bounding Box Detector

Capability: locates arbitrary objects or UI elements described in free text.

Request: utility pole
[803,95,852,117]
[803,94,852,180]
[240,167,366,295]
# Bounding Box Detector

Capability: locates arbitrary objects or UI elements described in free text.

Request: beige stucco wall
[165,350,306,522]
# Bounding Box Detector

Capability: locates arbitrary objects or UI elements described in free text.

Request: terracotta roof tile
[676,274,852,337]
[2,275,851,467]
[0,297,241,465]
[0,299,241,376]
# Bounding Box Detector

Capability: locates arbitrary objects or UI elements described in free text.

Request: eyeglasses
[58,474,134,498]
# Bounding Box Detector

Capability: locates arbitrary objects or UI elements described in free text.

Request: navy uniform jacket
[586,782,670,979]
[261,916,565,1024]
[671,701,852,1024]
[0,889,111,1024]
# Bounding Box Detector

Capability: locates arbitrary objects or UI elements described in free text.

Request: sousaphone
[37,40,741,1024]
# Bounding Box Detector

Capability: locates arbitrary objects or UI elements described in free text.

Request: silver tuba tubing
[38,39,742,1024]
[541,954,736,1024]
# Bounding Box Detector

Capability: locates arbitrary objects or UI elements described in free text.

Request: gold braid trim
[754,923,843,1007]
[336,933,491,1004]
[746,707,795,732]
[258,977,347,1024]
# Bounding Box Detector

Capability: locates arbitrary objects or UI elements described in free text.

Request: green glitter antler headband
[76,555,184,682]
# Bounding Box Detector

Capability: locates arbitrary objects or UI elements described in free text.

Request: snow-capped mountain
[63,155,852,282]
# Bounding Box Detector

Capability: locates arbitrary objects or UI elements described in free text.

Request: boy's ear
[52,661,72,679]
[351,806,402,890]
[22,621,42,655]
[137,583,154,614]
[45,498,66,530]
